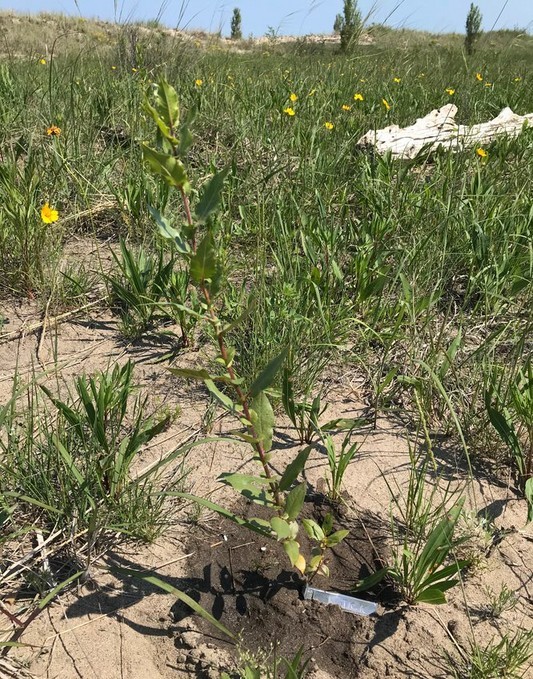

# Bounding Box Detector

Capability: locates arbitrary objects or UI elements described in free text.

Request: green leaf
[148,205,189,254]
[325,529,349,547]
[321,417,370,431]
[415,587,447,605]
[485,393,523,469]
[322,512,333,536]
[144,98,178,145]
[195,167,230,223]
[218,472,275,506]
[278,446,311,492]
[168,492,272,538]
[283,539,300,567]
[282,367,296,425]
[142,144,190,191]
[204,379,235,412]
[112,567,235,640]
[353,567,389,592]
[250,392,275,453]
[302,518,324,541]
[143,79,181,146]
[153,79,180,131]
[284,482,306,521]
[525,477,533,523]
[244,667,261,679]
[271,517,296,541]
[38,571,85,610]
[249,347,288,398]
[190,232,218,284]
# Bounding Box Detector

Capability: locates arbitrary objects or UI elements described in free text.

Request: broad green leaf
[143,98,177,145]
[415,501,463,578]
[218,472,275,507]
[142,144,190,191]
[195,167,230,223]
[325,529,349,547]
[322,512,333,536]
[418,561,468,590]
[415,587,447,605]
[153,79,180,131]
[204,379,235,412]
[249,347,288,398]
[179,124,194,156]
[190,232,218,284]
[307,554,323,572]
[250,392,275,452]
[283,539,300,567]
[284,482,306,521]
[271,517,295,540]
[244,667,261,679]
[302,518,324,541]
[147,205,189,254]
[112,567,235,640]
[278,446,311,492]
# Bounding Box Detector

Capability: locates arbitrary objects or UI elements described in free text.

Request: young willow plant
[141,78,347,577]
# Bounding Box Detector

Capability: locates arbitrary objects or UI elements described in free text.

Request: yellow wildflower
[476,72,483,81]
[393,77,401,83]
[289,92,298,102]
[445,88,455,95]
[40,202,59,224]
[283,107,296,116]
[46,125,61,137]
[353,93,364,101]
[111,65,117,70]
[195,78,203,87]
[513,76,521,82]
[324,121,334,130]
[476,147,488,158]
[382,98,391,111]
[342,104,351,111]
[39,58,46,65]
[484,82,492,87]
[132,67,138,73]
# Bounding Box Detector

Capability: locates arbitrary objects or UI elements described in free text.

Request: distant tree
[333,13,343,34]
[230,7,242,40]
[338,0,362,52]
[465,3,482,55]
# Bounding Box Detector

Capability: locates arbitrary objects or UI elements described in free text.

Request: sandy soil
[1,252,532,678]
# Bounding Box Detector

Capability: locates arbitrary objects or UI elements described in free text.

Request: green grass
[0,12,531,668]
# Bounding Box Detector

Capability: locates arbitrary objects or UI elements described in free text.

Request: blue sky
[1,1,531,36]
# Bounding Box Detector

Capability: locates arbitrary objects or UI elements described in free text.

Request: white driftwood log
[357,104,533,159]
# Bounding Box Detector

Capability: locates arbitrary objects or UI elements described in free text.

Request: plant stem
[179,190,281,507]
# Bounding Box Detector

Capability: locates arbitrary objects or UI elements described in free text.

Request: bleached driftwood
[357,104,533,159]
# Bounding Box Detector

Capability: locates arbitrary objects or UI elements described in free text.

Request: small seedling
[481,584,519,620]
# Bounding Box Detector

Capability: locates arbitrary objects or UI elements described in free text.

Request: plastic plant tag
[303,585,378,616]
